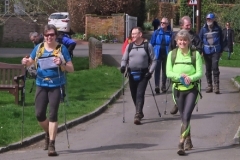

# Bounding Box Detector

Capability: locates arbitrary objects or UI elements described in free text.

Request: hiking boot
[139,112,144,120]
[134,113,141,125]
[161,85,167,93]
[214,84,220,94]
[206,84,213,93]
[48,140,58,156]
[177,142,185,155]
[185,137,193,150]
[43,132,49,150]
[155,87,160,94]
[170,105,178,115]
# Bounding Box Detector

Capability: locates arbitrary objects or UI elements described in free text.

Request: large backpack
[127,39,151,64]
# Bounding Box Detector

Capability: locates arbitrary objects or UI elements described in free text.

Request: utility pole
[196,0,201,34]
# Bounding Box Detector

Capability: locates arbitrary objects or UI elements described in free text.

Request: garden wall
[1,14,48,43]
[85,14,125,43]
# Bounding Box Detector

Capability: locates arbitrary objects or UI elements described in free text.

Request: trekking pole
[21,69,26,144]
[148,81,161,117]
[58,68,70,148]
[122,74,125,123]
[21,57,28,144]
[164,78,170,114]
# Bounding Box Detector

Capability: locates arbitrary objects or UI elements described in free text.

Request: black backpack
[127,39,151,64]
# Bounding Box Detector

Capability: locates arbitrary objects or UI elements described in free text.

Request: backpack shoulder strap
[190,50,196,69]
[143,39,151,64]
[171,48,178,67]
[127,42,134,54]
[35,42,45,68]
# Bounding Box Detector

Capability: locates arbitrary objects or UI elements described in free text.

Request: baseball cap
[206,13,215,19]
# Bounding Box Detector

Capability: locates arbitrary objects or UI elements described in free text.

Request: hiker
[120,27,157,125]
[121,28,133,54]
[152,17,160,31]
[21,24,74,156]
[169,16,202,115]
[222,22,234,60]
[199,13,223,94]
[57,31,76,59]
[29,32,44,46]
[166,29,203,155]
[150,17,172,94]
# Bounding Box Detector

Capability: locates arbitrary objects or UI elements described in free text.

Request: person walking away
[57,31,76,59]
[169,16,202,115]
[122,28,133,54]
[152,17,160,31]
[166,29,203,155]
[222,22,234,60]
[22,24,74,156]
[199,13,223,94]
[150,17,172,94]
[120,27,157,125]
[29,32,44,45]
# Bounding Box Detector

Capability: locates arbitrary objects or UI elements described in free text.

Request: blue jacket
[199,21,223,54]
[150,26,172,59]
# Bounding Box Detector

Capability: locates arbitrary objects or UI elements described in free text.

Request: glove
[145,72,152,80]
[120,66,126,74]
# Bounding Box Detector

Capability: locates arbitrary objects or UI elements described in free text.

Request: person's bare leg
[49,122,58,140]
[39,119,50,150]
[48,121,58,156]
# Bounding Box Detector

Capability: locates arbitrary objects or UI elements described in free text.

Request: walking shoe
[48,140,58,156]
[177,142,185,155]
[139,112,144,120]
[155,87,160,94]
[206,84,213,93]
[214,84,220,94]
[170,105,178,115]
[134,113,141,125]
[161,85,167,93]
[185,137,193,150]
[43,132,49,150]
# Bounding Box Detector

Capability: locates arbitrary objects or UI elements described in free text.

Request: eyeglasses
[161,22,167,24]
[44,33,56,37]
[131,32,140,35]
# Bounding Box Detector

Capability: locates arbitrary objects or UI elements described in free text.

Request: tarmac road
[1,43,240,160]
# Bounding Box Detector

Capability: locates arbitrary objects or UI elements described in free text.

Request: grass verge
[0,57,122,147]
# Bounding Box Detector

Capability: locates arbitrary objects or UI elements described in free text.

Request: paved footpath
[1,43,240,159]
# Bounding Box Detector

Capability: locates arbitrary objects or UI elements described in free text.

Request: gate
[124,14,137,40]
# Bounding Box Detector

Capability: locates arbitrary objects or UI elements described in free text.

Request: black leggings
[129,73,148,114]
[174,87,198,136]
[35,86,61,122]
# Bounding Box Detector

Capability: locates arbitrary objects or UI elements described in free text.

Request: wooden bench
[0,62,26,105]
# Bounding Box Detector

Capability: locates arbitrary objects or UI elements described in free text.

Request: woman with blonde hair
[166,29,203,155]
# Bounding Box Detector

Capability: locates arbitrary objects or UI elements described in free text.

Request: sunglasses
[44,33,56,37]
[161,22,167,24]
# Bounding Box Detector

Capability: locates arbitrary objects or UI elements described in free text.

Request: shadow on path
[58,143,158,154]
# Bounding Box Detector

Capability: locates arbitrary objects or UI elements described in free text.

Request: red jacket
[121,38,132,54]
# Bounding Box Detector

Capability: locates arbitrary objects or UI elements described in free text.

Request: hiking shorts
[35,86,61,122]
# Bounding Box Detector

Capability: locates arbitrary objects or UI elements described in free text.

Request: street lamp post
[196,0,201,34]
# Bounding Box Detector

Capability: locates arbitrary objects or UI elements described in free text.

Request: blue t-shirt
[30,44,71,87]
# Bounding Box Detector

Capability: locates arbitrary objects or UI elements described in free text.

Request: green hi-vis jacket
[166,49,203,91]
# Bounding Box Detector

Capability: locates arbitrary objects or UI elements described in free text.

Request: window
[0,0,10,14]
